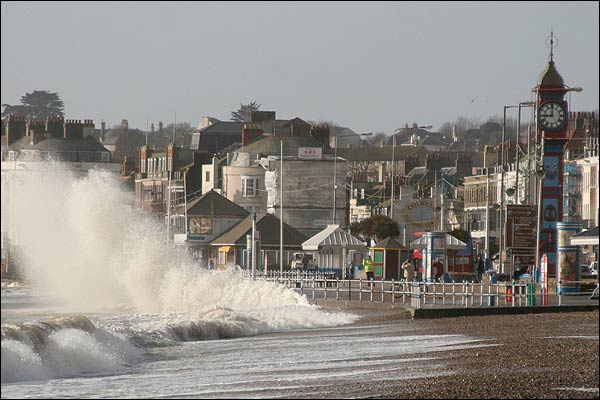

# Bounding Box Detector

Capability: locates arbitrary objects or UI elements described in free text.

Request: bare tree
[365,132,387,146]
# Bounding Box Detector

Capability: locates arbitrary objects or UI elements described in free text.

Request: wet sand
[316,307,599,399]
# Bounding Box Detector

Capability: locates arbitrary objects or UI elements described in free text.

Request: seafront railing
[248,272,599,308]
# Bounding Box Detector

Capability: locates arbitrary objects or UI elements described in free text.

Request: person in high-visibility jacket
[363,255,375,283]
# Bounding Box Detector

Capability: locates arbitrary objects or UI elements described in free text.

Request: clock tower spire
[533,32,572,279]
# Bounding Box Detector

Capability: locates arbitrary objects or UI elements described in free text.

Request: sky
[1,1,598,134]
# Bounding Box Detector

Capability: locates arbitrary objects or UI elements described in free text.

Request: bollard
[359,279,363,302]
[526,283,536,306]
[541,286,549,306]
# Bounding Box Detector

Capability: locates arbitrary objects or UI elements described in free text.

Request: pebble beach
[313,308,599,399]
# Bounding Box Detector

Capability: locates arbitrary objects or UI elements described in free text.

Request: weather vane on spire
[546,30,558,62]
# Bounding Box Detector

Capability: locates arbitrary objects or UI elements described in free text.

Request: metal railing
[249,271,599,308]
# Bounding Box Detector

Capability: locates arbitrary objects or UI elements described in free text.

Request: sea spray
[1,163,356,323]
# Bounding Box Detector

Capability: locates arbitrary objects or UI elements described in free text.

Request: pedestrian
[476,255,485,282]
[363,255,375,285]
[401,258,415,282]
[484,256,493,271]
[433,258,443,282]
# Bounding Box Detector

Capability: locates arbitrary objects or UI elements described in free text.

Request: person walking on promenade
[476,255,485,282]
[363,255,375,286]
[402,258,415,282]
[433,258,443,282]
[484,256,493,271]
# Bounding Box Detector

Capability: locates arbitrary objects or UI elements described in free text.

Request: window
[205,171,211,182]
[242,177,261,197]
[189,217,213,234]
[143,185,154,203]
[218,251,227,265]
[154,183,163,201]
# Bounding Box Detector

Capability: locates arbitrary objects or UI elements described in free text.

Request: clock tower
[533,32,569,277]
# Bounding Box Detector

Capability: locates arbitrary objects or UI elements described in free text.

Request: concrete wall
[266,158,346,231]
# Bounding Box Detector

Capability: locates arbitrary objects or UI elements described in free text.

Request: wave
[166,305,358,342]
[100,304,358,346]
[1,161,361,384]
[1,307,359,383]
[1,316,141,383]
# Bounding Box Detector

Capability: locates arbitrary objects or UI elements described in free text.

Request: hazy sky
[1,1,598,134]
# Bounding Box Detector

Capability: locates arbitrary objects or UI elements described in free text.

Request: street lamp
[391,125,432,219]
[515,102,535,205]
[333,132,373,224]
[500,105,519,273]
[533,163,546,274]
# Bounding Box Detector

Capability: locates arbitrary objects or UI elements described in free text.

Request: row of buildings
[2,50,599,279]
[2,108,597,277]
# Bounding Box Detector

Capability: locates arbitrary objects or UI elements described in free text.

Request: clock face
[538,101,566,131]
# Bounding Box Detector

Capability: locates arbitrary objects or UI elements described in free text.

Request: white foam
[1,164,345,319]
[1,339,46,383]
[1,322,141,383]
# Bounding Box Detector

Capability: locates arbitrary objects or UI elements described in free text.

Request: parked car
[292,252,317,272]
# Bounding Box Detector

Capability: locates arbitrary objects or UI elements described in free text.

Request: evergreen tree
[2,90,65,120]
[350,215,400,243]
[230,101,261,122]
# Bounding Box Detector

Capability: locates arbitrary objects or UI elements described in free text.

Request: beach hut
[371,237,410,280]
[302,225,367,277]
[410,232,467,282]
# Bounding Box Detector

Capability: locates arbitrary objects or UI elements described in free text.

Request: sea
[1,164,487,398]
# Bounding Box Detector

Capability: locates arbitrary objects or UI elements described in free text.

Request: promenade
[256,273,600,318]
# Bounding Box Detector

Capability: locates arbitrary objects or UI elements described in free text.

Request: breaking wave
[1,164,359,383]
[1,316,141,383]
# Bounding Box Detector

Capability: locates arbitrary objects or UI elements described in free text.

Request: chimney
[455,153,473,185]
[250,111,276,123]
[64,119,84,140]
[122,155,136,174]
[140,146,148,174]
[378,163,387,182]
[26,119,45,137]
[82,119,95,138]
[121,119,129,130]
[242,127,264,147]
[101,121,106,137]
[46,116,64,138]
[483,144,495,170]
[29,130,45,145]
[6,115,27,145]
